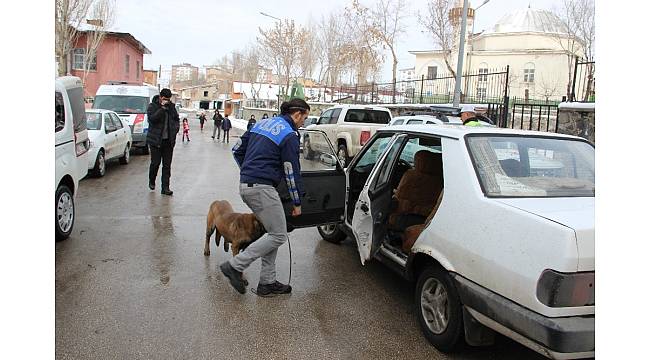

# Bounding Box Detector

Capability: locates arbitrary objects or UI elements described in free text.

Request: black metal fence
[509,103,560,132]
[570,57,595,102]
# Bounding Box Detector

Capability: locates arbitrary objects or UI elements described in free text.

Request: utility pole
[452,0,469,107]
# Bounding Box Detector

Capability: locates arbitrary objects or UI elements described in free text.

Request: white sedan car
[281,126,594,359]
[85,109,132,177]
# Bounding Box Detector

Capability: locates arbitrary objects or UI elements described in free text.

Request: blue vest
[250,116,295,145]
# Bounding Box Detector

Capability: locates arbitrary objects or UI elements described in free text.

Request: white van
[55,76,90,241]
[92,83,159,154]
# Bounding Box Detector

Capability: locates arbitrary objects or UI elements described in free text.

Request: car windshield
[467,135,595,198]
[93,95,149,114]
[86,112,102,130]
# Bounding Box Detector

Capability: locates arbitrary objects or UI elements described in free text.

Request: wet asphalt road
[55,118,546,359]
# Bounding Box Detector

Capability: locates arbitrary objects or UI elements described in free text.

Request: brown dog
[203,200,266,257]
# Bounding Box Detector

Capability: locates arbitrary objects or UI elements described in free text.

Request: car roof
[379,124,590,142]
[326,104,391,111]
[55,76,83,90]
[85,109,116,114]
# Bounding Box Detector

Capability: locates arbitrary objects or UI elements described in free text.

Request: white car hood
[495,197,595,271]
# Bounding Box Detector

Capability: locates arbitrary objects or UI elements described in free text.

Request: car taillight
[74,132,88,157]
[133,114,145,133]
[536,269,595,307]
[360,131,371,146]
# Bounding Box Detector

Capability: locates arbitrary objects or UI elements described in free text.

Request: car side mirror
[321,153,338,167]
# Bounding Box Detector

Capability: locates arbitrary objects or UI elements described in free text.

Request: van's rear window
[68,87,87,133]
[93,95,149,114]
[344,109,391,124]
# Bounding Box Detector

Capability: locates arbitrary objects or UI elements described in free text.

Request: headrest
[414,151,442,175]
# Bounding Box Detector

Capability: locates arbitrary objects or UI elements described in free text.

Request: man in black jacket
[146,88,180,196]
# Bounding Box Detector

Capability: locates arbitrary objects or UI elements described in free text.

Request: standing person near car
[460,105,482,126]
[146,88,180,196]
[220,98,310,296]
[221,114,232,143]
[199,112,206,132]
[247,114,256,131]
[212,111,223,140]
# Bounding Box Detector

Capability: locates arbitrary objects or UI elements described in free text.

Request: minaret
[449,0,475,73]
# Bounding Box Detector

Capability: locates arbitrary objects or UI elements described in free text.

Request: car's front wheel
[415,265,464,353]
[317,223,346,244]
[119,143,130,164]
[93,150,106,177]
[55,184,74,241]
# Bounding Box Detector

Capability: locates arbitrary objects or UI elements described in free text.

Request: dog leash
[287,236,292,285]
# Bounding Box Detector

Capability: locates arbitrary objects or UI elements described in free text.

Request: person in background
[460,104,481,126]
[199,112,206,132]
[221,114,232,143]
[146,88,180,196]
[272,113,277,117]
[212,111,223,140]
[247,114,257,131]
[182,118,190,142]
[262,113,269,119]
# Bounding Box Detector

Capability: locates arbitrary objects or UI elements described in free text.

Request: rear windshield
[86,113,102,130]
[344,109,391,124]
[93,95,149,114]
[67,87,87,132]
[467,135,595,197]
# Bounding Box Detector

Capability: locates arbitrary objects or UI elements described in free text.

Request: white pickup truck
[303,104,392,165]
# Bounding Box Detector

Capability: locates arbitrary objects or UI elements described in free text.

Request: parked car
[92,83,159,154]
[280,126,595,359]
[55,76,90,241]
[303,104,392,165]
[85,109,133,177]
[389,114,461,126]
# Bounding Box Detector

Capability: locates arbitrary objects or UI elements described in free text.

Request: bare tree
[352,0,407,102]
[81,0,116,88]
[419,0,457,77]
[315,12,350,100]
[552,0,594,99]
[257,19,308,99]
[537,74,561,103]
[55,0,92,76]
[241,45,262,101]
[344,1,384,87]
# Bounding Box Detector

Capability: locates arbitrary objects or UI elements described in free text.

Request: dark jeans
[222,130,230,143]
[149,140,174,190]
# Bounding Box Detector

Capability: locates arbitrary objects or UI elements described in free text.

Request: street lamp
[471,0,490,36]
[452,0,469,107]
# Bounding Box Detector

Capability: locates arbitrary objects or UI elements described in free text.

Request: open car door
[277,130,346,231]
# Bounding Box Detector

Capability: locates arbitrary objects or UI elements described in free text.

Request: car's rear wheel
[55,184,74,241]
[337,144,349,166]
[317,223,346,244]
[416,264,464,353]
[93,150,106,177]
[119,143,130,164]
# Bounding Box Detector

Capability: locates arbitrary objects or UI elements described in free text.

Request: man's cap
[160,88,172,98]
[461,104,476,113]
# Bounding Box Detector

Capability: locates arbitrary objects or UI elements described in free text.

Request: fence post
[354,83,358,103]
[419,75,424,104]
[371,83,375,104]
[392,80,396,104]
[501,65,510,128]
[570,55,579,102]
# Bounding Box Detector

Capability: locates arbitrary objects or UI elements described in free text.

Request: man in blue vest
[220,98,310,296]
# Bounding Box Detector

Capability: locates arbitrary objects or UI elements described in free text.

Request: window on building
[71,48,96,71]
[427,66,438,80]
[203,91,209,97]
[478,63,489,82]
[136,61,140,79]
[477,87,487,101]
[125,54,130,76]
[524,63,535,83]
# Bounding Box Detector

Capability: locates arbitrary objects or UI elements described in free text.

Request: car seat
[401,189,444,253]
[388,150,443,231]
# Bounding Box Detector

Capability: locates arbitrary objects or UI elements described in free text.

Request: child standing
[182,118,190,142]
[221,114,232,144]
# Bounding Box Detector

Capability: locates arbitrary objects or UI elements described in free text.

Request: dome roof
[491,7,566,34]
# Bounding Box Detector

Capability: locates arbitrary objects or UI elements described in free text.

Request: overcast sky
[111,0,562,81]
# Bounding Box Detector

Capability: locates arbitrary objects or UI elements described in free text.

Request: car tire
[142,146,150,155]
[55,184,74,241]
[317,223,346,244]
[93,150,106,177]
[415,265,464,353]
[337,144,349,166]
[119,143,130,165]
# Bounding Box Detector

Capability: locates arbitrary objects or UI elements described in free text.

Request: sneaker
[220,262,246,294]
[256,281,292,297]
[161,189,173,196]
[211,136,215,139]
[149,180,155,190]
